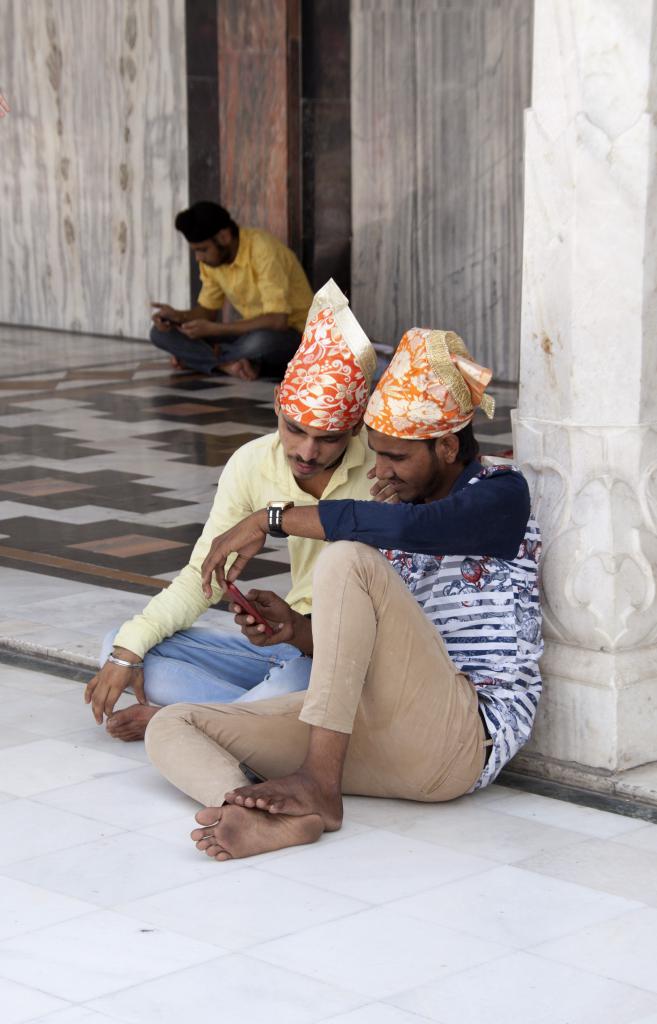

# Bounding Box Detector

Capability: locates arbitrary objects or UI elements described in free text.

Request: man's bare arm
[181,312,289,341]
[200,507,325,596]
[84,646,146,724]
[151,303,217,332]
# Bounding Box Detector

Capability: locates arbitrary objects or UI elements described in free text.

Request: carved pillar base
[515,0,657,782]
[513,414,657,771]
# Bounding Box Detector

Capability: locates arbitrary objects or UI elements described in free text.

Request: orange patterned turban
[279,279,376,431]
[364,328,495,439]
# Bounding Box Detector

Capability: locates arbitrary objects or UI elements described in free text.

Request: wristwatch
[266,500,293,538]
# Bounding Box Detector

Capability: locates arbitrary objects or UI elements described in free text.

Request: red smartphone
[226,582,275,636]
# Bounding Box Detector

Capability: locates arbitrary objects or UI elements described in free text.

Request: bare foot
[106,704,158,741]
[190,804,323,860]
[169,356,188,370]
[224,771,343,831]
[218,357,259,381]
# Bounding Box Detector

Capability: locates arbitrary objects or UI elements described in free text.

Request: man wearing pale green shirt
[85,282,381,741]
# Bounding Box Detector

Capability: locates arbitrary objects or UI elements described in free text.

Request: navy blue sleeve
[318,470,531,559]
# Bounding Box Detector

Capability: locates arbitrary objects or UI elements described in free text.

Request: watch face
[267,505,287,537]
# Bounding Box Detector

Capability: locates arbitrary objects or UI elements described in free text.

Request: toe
[196,806,221,826]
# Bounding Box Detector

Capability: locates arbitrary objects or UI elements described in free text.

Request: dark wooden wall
[301,0,352,294]
[184,0,352,300]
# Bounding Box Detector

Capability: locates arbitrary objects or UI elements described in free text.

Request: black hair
[174,201,238,243]
[424,421,479,464]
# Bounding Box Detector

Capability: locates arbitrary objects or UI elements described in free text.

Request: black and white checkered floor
[0,325,516,670]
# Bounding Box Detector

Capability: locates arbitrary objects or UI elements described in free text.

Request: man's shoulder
[469,462,530,494]
[243,226,292,259]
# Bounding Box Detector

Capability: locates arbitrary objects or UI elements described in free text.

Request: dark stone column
[301,0,351,294]
[183,1,352,299]
[184,0,220,300]
[216,0,302,253]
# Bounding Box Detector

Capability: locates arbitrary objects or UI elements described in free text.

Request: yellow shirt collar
[231,228,251,269]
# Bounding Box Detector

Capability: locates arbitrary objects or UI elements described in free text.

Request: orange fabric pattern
[279,305,372,431]
[364,328,494,439]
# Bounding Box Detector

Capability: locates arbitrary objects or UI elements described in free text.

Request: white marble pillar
[514,0,657,776]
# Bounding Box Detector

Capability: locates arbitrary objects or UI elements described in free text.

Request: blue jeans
[150,324,301,379]
[100,626,312,706]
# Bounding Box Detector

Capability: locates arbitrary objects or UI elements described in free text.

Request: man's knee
[144,702,195,762]
[149,325,172,349]
[314,540,382,583]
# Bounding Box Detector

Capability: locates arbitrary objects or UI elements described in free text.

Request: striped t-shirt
[380,466,543,788]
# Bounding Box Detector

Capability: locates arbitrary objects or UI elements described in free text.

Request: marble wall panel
[351,0,532,380]
[217,0,301,251]
[0,0,189,339]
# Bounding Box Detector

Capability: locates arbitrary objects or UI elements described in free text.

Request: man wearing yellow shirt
[85,282,379,741]
[150,201,312,381]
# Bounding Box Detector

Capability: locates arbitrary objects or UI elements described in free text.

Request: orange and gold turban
[279,279,376,431]
[364,328,495,439]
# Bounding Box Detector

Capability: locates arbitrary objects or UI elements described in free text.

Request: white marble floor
[2,662,657,1024]
[0,564,258,668]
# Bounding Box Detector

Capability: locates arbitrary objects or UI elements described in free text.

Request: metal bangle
[107,653,144,669]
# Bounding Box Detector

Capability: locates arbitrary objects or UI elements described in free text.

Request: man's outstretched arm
[200,507,325,595]
[180,311,290,340]
[319,470,530,559]
[200,470,530,592]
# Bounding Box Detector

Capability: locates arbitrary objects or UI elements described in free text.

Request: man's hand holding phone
[151,302,182,332]
[227,586,313,655]
[226,582,275,636]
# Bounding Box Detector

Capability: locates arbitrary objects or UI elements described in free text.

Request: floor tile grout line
[480,796,652,838]
[0,545,172,590]
[0,354,152,381]
[248,840,495,904]
[0,932,231,1008]
[245,923,514,999]
[2,854,655,1001]
[521,902,656,960]
[380,824,612,866]
[0,903,103,947]
[380,879,650,956]
[494,945,657,999]
[108,874,379,951]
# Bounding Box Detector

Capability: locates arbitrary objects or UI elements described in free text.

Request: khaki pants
[145,542,487,807]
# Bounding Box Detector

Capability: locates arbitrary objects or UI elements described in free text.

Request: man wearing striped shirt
[146,329,543,861]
